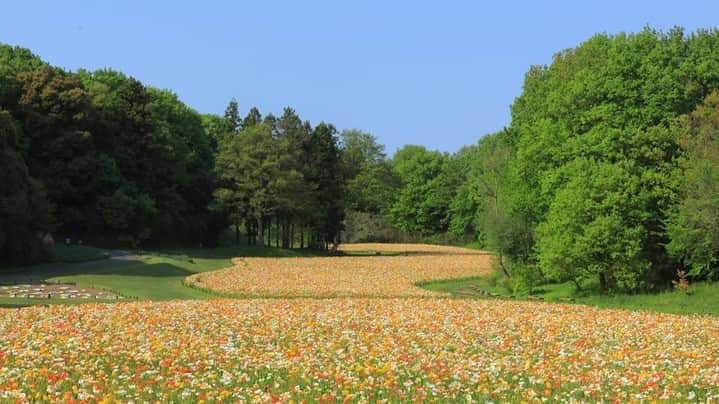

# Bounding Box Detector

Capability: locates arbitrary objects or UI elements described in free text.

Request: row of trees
[0,45,224,264]
[0,44,381,264]
[3,27,719,292]
[369,27,719,293]
[504,27,719,292]
[210,101,344,249]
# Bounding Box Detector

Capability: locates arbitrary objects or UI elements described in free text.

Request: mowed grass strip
[1,298,717,402]
[186,245,492,297]
[0,246,323,306]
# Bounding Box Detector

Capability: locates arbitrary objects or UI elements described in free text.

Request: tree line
[0,44,352,264]
[313,27,719,294]
[362,27,719,294]
[2,26,719,294]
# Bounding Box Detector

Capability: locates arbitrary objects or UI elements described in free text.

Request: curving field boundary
[185,244,493,297]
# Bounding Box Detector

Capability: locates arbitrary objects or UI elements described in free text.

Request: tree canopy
[4,26,719,287]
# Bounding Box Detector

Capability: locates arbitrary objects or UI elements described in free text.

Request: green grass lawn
[534,281,719,316]
[422,275,719,316]
[417,276,511,297]
[0,246,323,307]
[5,242,719,317]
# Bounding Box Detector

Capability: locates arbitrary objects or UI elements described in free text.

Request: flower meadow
[1,298,718,402]
[186,245,492,297]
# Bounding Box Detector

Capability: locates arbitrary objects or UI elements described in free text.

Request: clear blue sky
[2,1,718,154]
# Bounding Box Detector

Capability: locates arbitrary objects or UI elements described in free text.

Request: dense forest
[2,27,719,293]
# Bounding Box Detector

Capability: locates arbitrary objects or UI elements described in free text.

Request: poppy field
[1,298,718,402]
[2,244,718,403]
[185,244,491,297]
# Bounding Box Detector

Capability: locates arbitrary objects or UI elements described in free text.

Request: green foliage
[339,129,386,179]
[666,90,719,280]
[5,27,719,278]
[345,162,400,214]
[223,98,241,133]
[343,210,406,243]
[339,129,401,243]
[390,145,451,235]
[504,27,719,292]
[0,56,220,249]
[422,275,719,316]
[307,123,344,247]
[0,108,53,265]
[508,261,542,297]
[243,107,262,128]
[16,65,97,231]
[213,120,326,247]
[98,188,158,246]
[215,124,279,244]
[537,159,651,291]
[445,145,482,239]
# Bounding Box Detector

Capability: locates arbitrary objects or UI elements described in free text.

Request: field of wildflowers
[1,298,717,402]
[185,244,491,297]
[2,244,717,402]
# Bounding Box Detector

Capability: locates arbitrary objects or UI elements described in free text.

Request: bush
[510,262,543,297]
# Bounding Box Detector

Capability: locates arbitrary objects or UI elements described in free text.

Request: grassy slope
[417,243,719,316]
[537,281,719,316]
[425,277,719,316]
[5,242,718,316]
[0,246,322,307]
[419,249,718,316]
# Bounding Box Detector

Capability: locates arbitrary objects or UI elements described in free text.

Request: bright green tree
[390,145,451,235]
[667,90,719,280]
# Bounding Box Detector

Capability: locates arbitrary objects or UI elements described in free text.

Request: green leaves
[504,28,719,291]
[389,146,451,236]
[536,159,650,290]
[0,109,53,264]
[666,91,719,280]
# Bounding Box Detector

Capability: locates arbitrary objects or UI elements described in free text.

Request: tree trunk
[235,223,240,245]
[251,221,256,246]
[256,217,264,247]
[281,218,290,249]
[290,223,294,249]
[497,250,511,278]
[276,217,280,247]
[300,228,304,249]
[246,219,252,246]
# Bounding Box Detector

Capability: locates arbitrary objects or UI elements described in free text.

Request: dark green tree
[223,98,241,133]
[0,109,53,264]
[307,122,344,248]
[243,107,262,128]
[16,66,96,234]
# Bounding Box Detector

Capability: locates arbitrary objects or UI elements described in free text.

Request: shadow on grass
[0,259,197,285]
[0,245,327,283]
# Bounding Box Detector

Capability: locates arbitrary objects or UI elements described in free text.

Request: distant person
[65,237,71,247]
